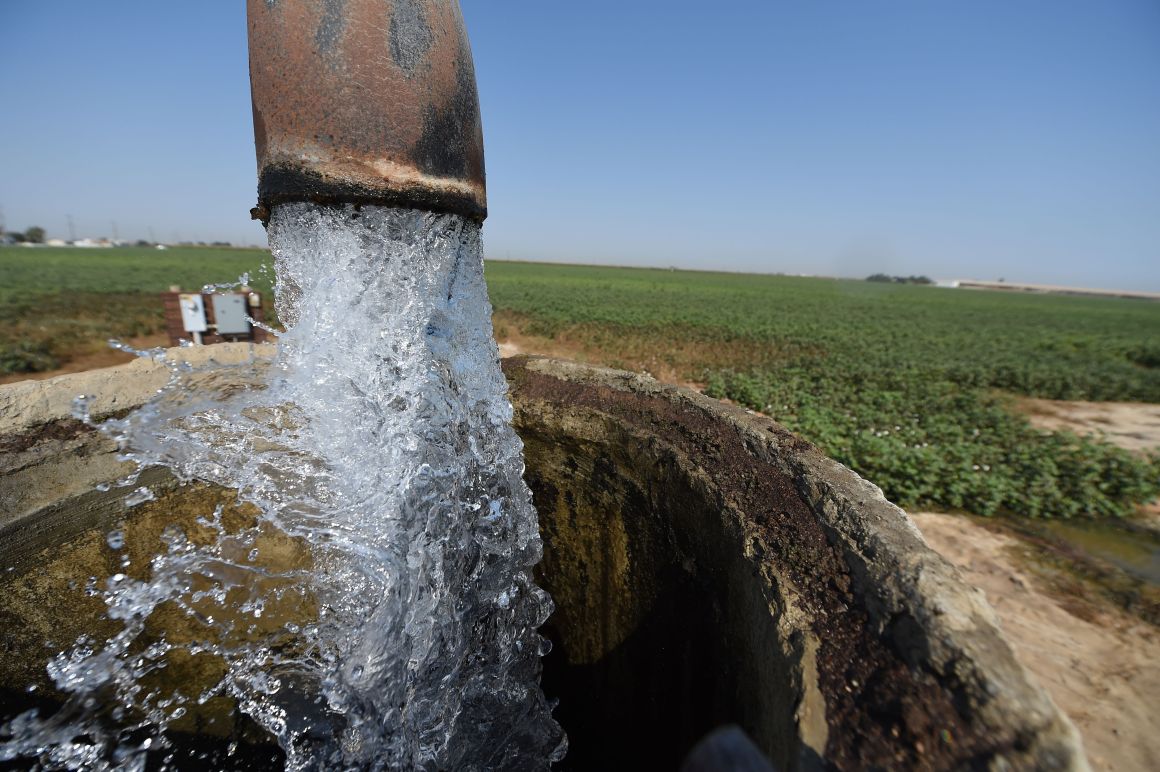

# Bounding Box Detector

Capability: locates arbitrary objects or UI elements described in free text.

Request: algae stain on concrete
[0,483,317,739]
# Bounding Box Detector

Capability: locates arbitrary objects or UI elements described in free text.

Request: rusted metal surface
[248,0,487,223]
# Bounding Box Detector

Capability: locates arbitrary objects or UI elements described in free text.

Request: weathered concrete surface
[0,351,1088,771]
[503,356,1088,772]
[0,344,274,551]
[0,482,301,769]
[0,342,273,437]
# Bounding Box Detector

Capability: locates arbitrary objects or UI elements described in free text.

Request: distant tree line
[1,228,236,248]
[3,225,45,244]
[866,273,933,285]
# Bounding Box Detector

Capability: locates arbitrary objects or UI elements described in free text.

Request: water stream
[0,204,566,770]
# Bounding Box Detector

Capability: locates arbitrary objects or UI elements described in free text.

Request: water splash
[0,205,566,770]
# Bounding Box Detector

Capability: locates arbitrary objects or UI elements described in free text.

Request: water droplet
[124,486,155,507]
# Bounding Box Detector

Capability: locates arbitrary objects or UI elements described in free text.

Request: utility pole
[66,214,76,242]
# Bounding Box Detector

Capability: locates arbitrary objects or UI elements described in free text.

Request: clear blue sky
[1,1,1158,289]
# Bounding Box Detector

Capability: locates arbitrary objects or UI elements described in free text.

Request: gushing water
[0,204,566,770]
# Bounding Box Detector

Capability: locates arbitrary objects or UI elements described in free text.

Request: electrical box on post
[162,289,270,347]
[211,294,250,335]
[178,294,208,333]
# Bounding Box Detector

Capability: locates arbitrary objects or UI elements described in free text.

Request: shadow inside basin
[524,430,800,771]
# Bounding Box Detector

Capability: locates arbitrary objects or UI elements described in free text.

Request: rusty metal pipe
[247,0,486,224]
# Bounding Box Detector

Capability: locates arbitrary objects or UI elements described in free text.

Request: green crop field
[0,245,274,299]
[485,262,1160,520]
[0,246,274,373]
[3,246,1158,521]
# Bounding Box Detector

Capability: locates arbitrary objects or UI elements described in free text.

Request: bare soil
[493,312,710,391]
[1016,397,1160,456]
[913,512,1160,772]
[0,334,170,386]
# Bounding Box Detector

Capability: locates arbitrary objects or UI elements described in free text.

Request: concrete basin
[0,347,1086,770]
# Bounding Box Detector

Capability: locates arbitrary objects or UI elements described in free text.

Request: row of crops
[3,247,1156,519]
[485,261,1160,519]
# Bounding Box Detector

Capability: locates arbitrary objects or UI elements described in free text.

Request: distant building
[954,279,1160,301]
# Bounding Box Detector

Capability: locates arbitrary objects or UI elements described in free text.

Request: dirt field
[1018,397,1160,456]
[913,512,1160,771]
[0,334,169,386]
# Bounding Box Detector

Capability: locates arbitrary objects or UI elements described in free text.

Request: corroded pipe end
[248,0,486,224]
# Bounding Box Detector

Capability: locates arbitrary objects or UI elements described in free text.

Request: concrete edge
[517,355,1089,771]
[0,343,276,436]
